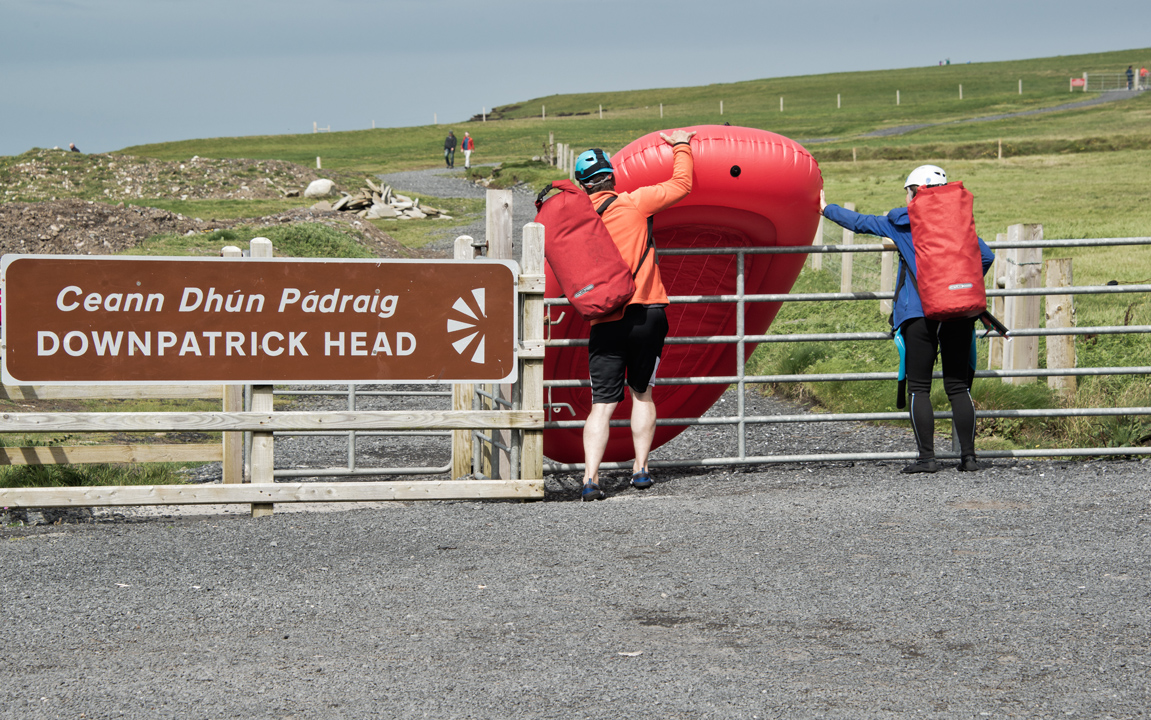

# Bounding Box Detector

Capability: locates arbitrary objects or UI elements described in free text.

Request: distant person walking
[444,131,457,169]
[461,132,475,170]
[69,143,80,153]
[1127,65,1135,90]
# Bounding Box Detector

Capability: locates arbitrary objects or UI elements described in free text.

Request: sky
[0,0,1147,157]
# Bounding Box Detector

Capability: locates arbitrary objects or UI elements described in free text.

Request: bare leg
[583,401,618,486]
[630,388,657,473]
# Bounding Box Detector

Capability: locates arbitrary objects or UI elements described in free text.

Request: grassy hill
[117,47,1151,173]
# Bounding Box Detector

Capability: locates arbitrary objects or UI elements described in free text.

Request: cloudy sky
[0,0,1146,157]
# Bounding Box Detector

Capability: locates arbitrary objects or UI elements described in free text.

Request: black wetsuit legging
[901,316,977,460]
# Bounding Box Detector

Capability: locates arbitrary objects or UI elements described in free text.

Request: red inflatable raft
[543,125,823,463]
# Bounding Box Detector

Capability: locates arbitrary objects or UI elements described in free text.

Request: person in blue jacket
[820,165,995,473]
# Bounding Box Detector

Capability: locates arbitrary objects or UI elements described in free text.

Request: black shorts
[588,305,668,404]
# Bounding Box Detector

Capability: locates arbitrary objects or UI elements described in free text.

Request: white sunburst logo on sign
[447,288,487,364]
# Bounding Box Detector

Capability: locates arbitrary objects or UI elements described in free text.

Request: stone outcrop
[314,177,452,221]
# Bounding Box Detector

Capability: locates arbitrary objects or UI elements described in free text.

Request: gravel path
[2,437,1148,718]
[377,166,539,257]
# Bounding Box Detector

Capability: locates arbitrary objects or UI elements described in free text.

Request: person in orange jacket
[573,128,695,501]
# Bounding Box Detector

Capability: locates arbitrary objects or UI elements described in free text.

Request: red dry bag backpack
[535,180,653,321]
[905,182,987,320]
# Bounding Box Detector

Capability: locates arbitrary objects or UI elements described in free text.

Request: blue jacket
[822,204,995,329]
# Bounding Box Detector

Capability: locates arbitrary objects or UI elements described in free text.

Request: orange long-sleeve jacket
[588,142,693,325]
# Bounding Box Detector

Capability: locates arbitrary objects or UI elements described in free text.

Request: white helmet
[904,164,947,189]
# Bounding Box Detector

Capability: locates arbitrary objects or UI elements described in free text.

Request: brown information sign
[1,256,519,385]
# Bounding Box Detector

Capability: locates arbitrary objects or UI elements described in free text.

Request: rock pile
[312,178,452,221]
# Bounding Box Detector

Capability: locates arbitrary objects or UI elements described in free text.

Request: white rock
[304,179,335,198]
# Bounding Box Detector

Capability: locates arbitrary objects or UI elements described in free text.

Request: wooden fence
[0,384,224,466]
[0,228,547,514]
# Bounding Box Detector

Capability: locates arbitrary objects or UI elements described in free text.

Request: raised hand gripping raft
[544,125,824,463]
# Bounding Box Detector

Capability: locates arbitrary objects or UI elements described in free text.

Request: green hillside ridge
[114,46,1151,175]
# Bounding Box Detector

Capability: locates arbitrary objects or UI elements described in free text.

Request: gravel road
[3,381,1149,718]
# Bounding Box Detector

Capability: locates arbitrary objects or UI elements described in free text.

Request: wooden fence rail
[1,383,225,467]
[0,411,542,434]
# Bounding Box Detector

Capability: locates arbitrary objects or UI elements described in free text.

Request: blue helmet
[574,149,613,183]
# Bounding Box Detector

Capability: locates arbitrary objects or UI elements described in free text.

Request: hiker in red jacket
[573,128,695,501]
[461,132,475,169]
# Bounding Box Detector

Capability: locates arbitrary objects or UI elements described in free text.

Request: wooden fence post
[1045,257,1076,393]
[840,202,855,293]
[520,223,546,482]
[811,215,823,271]
[1003,224,1043,385]
[248,237,275,517]
[487,190,514,479]
[452,236,478,480]
[988,233,1007,370]
[555,142,564,172]
[221,246,244,484]
[879,238,895,316]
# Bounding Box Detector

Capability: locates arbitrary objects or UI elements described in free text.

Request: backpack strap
[535,182,555,210]
[596,196,657,280]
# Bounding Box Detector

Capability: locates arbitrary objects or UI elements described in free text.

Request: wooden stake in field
[1003,224,1043,385]
[780,96,783,112]
[1019,79,1023,94]
[879,237,895,316]
[720,100,724,115]
[837,93,841,109]
[316,156,321,170]
[998,138,1003,160]
[1045,258,1076,393]
[988,233,1007,370]
[959,84,963,100]
[811,215,823,271]
[599,104,602,119]
[542,105,545,120]
[852,147,857,163]
[840,202,855,293]
[896,90,900,105]
[660,103,663,118]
